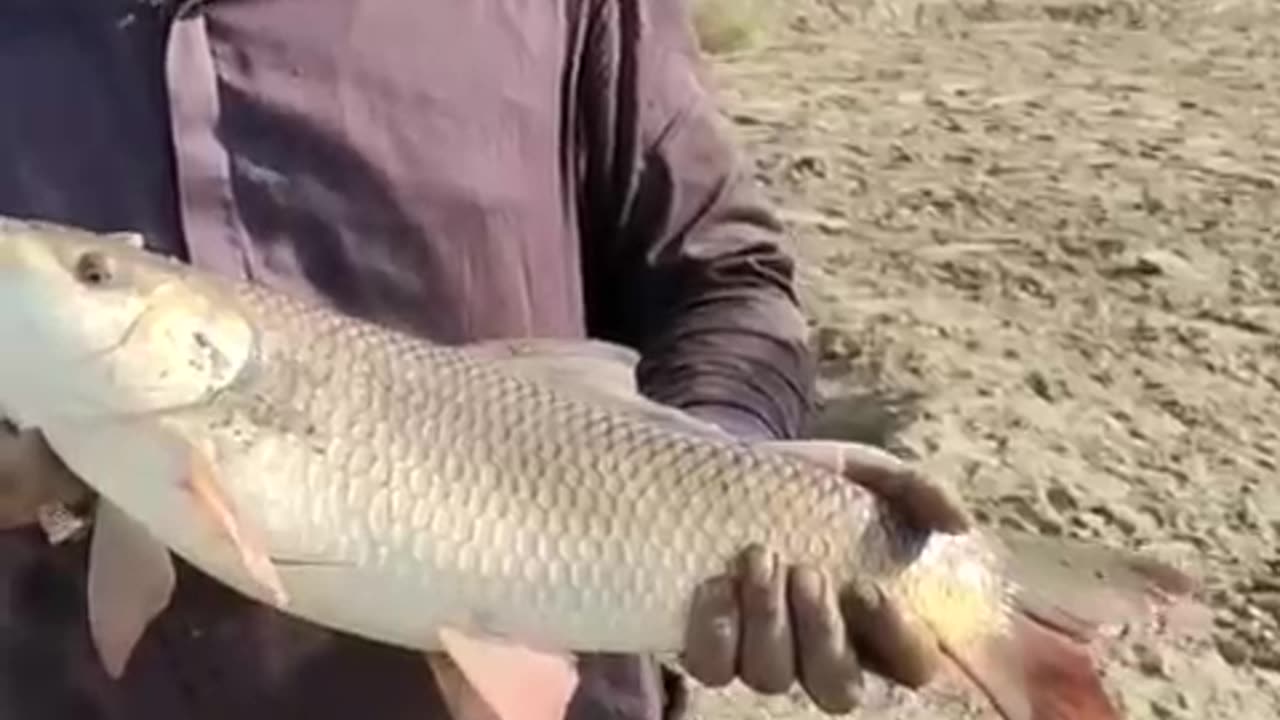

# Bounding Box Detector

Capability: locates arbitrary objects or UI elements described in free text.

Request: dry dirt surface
[685,1,1280,718]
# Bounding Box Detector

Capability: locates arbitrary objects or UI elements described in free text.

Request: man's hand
[681,546,948,713]
[0,419,90,529]
[678,440,970,714]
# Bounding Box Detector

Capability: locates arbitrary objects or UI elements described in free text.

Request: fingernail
[928,486,971,534]
[699,576,736,605]
[842,578,883,617]
[743,544,776,580]
[791,565,825,598]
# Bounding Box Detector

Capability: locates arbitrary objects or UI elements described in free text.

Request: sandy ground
[684,1,1280,718]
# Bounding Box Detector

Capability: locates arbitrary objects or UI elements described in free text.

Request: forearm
[578,0,815,440]
[619,76,816,441]
[637,290,814,442]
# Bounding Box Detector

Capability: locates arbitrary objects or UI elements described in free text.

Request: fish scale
[157,282,871,651]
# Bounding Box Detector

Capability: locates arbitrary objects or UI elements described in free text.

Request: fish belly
[186,403,859,655]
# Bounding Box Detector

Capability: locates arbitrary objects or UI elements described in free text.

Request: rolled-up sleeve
[577,0,815,441]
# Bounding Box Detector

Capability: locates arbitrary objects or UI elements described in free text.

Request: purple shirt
[0,1,815,718]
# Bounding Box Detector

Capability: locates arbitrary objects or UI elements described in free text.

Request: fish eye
[73,251,114,287]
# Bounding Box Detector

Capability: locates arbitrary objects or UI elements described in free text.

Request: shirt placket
[163,1,256,282]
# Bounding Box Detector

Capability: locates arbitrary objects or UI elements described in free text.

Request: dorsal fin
[468,338,732,441]
[476,337,642,394]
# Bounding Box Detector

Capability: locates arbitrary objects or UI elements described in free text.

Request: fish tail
[942,531,1206,720]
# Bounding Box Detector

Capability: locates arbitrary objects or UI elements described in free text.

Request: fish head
[0,217,254,427]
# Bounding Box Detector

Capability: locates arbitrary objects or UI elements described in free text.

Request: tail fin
[941,530,1205,720]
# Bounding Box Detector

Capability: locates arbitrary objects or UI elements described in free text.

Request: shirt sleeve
[576,0,816,441]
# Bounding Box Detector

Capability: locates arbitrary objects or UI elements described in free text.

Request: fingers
[854,466,970,536]
[825,442,969,535]
[736,546,795,694]
[840,579,944,689]
[788,566,862,713]
[684,545,943,714]
[0,426,91,529]
[683,548,867,715]
[681,575,740,687]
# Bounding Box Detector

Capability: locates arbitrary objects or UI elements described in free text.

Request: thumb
[755,440,970,535]
[0,425,91,529]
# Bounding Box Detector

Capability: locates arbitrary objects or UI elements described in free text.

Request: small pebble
[1133,642,1169,678]
[1235,498,1266,531]
[1251,574,1280,593]
[1255,649,1280,673]
[1026,370,1054,401]
[1250,592,1280,623]
[1035,516,1065,536]
[1043,483,1079,514]
[1227,594,1253,615]
[1149,699,1182,720]
[1094,503,1143,535]
[1216,636,1250,665]
[1128,249,1197,279]
[36,503,90,545]
[813,326,859,362]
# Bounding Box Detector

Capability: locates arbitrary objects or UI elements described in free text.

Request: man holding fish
[0,2,1192,720]
[0,1,963,719]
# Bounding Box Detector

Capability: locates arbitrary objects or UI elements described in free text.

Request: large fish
[0,216,1200,720]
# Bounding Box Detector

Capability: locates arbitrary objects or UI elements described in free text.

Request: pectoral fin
[184,447,288,607]
[88,499,176,679]
[429,627,579,720]
[473,337,642,389]
[473,337,730,441]
[39,417,287,608]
